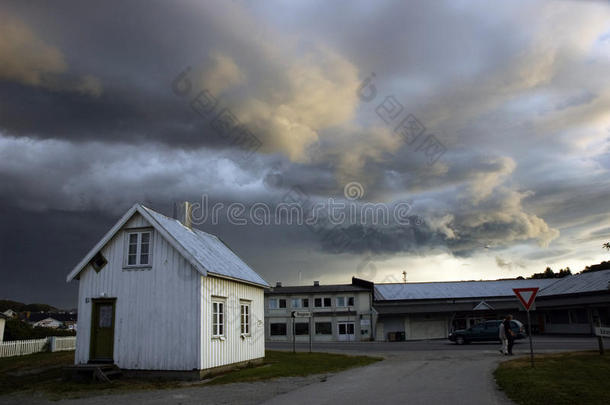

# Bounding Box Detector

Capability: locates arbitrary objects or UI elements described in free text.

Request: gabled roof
[473,300,494,310]
[374,278,558,301]
[27,313,77,323]
[66,203,269,288]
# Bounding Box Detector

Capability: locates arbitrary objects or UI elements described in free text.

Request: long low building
[265,270,610,342]
[374,270,610,340]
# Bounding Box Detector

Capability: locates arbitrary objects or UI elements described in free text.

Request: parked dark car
[448,320,525,344]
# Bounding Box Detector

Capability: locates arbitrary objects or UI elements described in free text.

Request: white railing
[0,336,76,358]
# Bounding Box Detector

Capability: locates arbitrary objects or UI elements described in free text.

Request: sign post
[291,313,295,354]
[513,287,539,367]
[594,324,609,355]
[291,311,312,353]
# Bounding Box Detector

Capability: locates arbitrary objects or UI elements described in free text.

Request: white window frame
[338,321,355,335]
[269,298,278,309]
[314,297,332,308]
[212,299,225,339]
[336,296,355,307]
[124,230,153,268]
[240,301,251,336]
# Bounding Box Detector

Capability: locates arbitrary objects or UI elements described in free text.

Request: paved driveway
[265,335,597,353]
[263,349,513,405]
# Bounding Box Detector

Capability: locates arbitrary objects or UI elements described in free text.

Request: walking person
[499,319,508,355]
[503,315,515,355]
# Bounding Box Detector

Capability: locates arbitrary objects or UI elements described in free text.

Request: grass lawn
[209,350,381,384]
[0,351,184,400]
[494,351,610,405]
[0,350,380,399]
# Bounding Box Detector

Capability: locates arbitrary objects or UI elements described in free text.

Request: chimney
[276,282,282,287]
[313,280,320,287]
[175,201,193,229]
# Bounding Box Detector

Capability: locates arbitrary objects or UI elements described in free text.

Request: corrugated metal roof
[374,278,559,301]
[143,206,270,287]
[538,270,610,296]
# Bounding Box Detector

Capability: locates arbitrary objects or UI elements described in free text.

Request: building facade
[67,203,269,376]
[373,270,610,341]
[265,278,375,342]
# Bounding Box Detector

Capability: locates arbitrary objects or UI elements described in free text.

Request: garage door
[409,319,447,340]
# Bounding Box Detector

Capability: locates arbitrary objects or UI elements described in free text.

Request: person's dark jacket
[503,319,514,340]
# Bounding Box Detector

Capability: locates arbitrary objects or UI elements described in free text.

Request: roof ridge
[376,278,554,285]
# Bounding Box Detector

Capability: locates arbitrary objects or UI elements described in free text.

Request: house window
[125,231,152,267]
[212,300,224,337]
[337,296,355,307]
[314,297,332,308]
[338,322,355,335]
[269,298,287,309]
[291,298,309,308]
[295,323,309,335]
[315,322,332,335]
[270,323,287,336]
[240,302,250,335]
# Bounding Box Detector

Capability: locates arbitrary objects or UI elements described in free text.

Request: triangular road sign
[513,287,539,311]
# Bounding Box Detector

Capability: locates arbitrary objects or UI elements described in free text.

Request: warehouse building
[374,270,610,341]
[264,278,375,342]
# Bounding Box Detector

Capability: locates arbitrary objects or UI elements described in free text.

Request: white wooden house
[30,317,63,329]
[66,203,269,377]
[0,313,6,343]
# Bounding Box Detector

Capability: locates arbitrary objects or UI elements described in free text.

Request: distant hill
[0,300,58,313]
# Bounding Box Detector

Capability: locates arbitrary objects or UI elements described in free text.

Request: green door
[90,299,115,362]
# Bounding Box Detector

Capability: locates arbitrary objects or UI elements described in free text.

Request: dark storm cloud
[2,0,610,305]
[0,207,116,309]
[0,79,238,150]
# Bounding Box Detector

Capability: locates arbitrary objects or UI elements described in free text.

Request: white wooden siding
[201,276,265,369]
[75,213,202,370]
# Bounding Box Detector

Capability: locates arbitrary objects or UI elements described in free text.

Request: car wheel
[456,336,465,345]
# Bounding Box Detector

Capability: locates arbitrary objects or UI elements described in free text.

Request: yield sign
[513,288,539,311]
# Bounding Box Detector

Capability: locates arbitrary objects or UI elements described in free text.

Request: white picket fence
[0,336,76,358]
[52,336,77,352]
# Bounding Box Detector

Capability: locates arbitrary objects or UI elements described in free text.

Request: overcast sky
[1,0,610,308]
